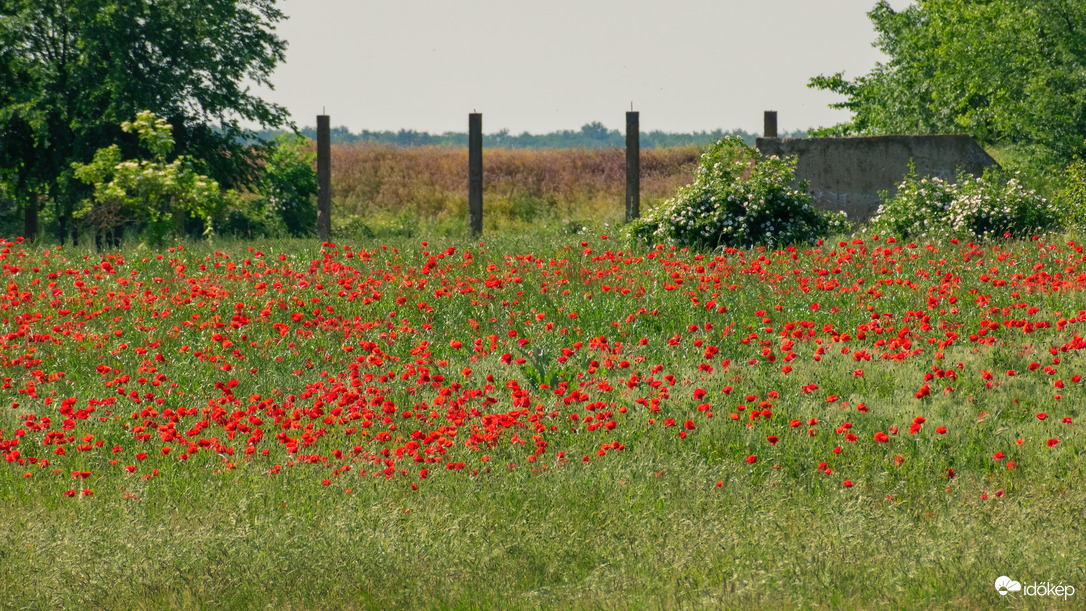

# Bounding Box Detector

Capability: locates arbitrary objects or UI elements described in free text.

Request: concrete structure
[755,135,998,223]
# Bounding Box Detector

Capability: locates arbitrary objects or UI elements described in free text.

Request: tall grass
[328,145,699,234]
[1,231,1084,608]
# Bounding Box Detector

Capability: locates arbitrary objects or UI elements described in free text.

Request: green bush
[257,134,318,237]
[71,111,237,245]
[1055,159,1086,228]
[869,165,1059,240]
[625,137,848,249]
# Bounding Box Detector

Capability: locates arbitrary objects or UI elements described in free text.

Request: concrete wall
[755,135,998,222]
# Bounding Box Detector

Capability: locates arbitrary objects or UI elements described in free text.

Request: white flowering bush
[72,111,236,244]
[625,137,848,249]
[869,165,1059,240]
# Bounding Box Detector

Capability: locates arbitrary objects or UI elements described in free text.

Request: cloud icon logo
[995,576,1022,596]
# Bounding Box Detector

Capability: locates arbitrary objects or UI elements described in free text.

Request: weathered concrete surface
[755,135,998,223]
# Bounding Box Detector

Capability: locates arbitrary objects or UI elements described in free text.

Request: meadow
[1,229,1084,609]
[326,144,700,235]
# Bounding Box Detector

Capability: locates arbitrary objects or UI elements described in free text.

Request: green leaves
[625,138,847,249]
[257,134,318,237]
[71,111,238,244]
[809,0,1086,162]
[0,0,291,242]
[122,112,176,161]
[868,165,1059,240]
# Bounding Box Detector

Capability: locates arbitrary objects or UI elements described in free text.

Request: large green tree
[0,0,290,243]
[809,0,1086,162]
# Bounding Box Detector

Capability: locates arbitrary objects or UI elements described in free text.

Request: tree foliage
[0,0,290,242]
[266,125,809,150]
[810,1,1086,162]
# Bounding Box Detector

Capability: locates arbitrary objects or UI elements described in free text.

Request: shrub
[217,195,285,239]
[257,134,318,237]
[869,165,1059,240]
[1055,159,1086,228]
[71,111,236,245]
[624,137,848,249]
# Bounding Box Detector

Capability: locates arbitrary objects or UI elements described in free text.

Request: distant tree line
[250,122,808,149]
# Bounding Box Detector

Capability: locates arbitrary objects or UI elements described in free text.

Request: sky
[252,0,914,135]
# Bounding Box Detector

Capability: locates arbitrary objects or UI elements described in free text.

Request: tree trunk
[57,214,68,245]
[23,199,38,242]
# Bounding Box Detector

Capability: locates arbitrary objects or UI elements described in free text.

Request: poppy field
[2,231,1084,608]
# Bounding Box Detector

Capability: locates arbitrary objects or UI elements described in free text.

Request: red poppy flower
[745,455,757,464]
[1047,438,1060,447]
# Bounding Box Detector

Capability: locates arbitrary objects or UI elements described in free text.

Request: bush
[258,134,318,237]
[71,111,237,245]
[869,165,1059,240]
[1055,159,1086,228]
[217,195,286,239]
[624,137,848,249]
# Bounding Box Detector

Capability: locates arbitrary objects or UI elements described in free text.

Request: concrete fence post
[764,111,778,139]
[626,111,640,222]
[469,113,483,236]
[316,115,332,241]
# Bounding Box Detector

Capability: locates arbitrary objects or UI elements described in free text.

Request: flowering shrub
[625,137,849,248]
[71,111,236,244]
[869,165,1059,239]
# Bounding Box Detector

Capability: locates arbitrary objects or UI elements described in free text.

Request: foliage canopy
[0,0,290,242]
[809,0,1086,162]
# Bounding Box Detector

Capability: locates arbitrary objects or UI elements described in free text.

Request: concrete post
[469,113,483,236]
[625,111,640,222]
[764,111,778,139]
[316,115,332,241]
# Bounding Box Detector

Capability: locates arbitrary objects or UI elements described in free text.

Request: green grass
[0,230,1084,609]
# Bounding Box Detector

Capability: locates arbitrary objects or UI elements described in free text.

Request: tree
[0,0,290,243]
[809,1,1086,162]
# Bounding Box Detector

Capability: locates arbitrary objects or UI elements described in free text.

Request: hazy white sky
[254,0,913,134]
